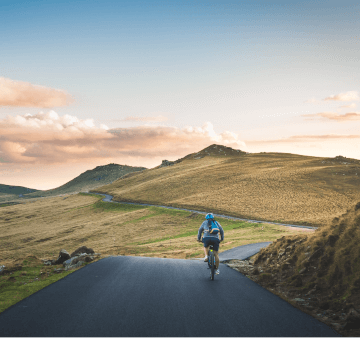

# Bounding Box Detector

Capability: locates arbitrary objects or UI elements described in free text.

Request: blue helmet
[205,213,214,220]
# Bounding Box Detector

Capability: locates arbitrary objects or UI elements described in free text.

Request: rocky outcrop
[54,249,71,265]
[41,246,100,271]
[70,246,95,257]
[160,160,175,167]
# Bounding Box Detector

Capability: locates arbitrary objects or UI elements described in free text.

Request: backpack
[209,220,220,234]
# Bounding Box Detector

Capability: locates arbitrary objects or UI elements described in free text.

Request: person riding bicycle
[197,213,224,275]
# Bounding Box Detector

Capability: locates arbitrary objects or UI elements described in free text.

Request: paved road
[219,242,272,261]
[88,192,318,230]
[0,255,338,337]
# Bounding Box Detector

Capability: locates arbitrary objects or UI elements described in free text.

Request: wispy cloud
[246,133,360,144]
[323,91,359,102]
[301,111,360,122]
[0,77,73,108]
[339,103,357,109]
[304,98,321,104]
[0,111,246,164]
[117,115,168,122]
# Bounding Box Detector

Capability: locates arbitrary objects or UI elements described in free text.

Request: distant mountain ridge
[0,185,40,196]
[0,163,147,203]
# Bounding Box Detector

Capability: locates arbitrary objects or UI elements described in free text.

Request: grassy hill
[91,144,360,227]
[0,185,40,204]
[236,200,360,336]
[0,185,39,196]
[0,163,146,203]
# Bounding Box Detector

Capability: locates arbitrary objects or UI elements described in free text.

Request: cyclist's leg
[210,238,221,269]
[214,250,220,269]
[203,238,211,257]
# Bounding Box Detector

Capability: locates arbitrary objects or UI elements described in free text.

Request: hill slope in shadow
[91,144,360,227]
[0,185,40,198]
[0,163,147,203]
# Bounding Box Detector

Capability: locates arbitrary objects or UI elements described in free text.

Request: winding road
[0,193,337,336]
[87,192,318,230]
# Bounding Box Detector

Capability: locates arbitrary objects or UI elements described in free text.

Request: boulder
[65,260,85,271]
[43,248,100,270]
[63,253,100,268]
[70,246,95,258]
[54,249,71,265]
[72,255,94,265]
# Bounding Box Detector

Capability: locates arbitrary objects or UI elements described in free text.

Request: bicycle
[207,244,216,281]
[198,239,218,280]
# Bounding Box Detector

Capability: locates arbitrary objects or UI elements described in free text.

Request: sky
[1,0,360,190]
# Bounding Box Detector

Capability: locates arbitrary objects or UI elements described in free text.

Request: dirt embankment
[226,201,360,336]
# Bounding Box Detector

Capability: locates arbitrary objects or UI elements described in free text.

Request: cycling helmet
[205,213,214,220]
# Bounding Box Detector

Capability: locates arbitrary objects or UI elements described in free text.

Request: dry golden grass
[0,193,310,268]
[250,201,360,335]
[92,148,360,227]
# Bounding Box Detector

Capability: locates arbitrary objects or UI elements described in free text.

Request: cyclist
[197,213,224,275]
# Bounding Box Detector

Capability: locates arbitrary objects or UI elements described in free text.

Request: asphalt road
[0,254,338,336]
[89,192,317,230]
[219,242,272,261]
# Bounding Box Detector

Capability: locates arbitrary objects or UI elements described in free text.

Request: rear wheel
[209,250,215,280]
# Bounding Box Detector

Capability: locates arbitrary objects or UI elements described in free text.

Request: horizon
[1,0,359,189]
[1,147,355,191]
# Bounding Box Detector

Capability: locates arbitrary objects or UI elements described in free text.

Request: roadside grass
[0,192,313,314]
[0,255,95,314]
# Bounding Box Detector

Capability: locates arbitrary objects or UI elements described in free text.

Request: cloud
[304,98,321,104]
[116,115,168,122]
[0,77,73,108]
[106,121,247,157]
[246,133,360,145]
[301,111,360,122]
[324,91,359,102]
[339,103,357,109]
[0,111,247,164]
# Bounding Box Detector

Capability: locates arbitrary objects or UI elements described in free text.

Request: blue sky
[1,0,360,188]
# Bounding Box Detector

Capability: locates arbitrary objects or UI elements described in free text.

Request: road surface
[0,254,338,336]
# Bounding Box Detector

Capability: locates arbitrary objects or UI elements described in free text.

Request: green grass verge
[0,257,89,314]
[78,192,104,198]
[92,200,148,213]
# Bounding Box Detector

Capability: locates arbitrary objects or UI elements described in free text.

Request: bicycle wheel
[209,250,215,280]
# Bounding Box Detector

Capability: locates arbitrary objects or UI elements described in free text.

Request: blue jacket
[197,220,224,241]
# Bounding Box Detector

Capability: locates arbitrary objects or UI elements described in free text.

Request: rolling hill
[91,144,360,227]
[0,163,147,203]
[0,184,39,197]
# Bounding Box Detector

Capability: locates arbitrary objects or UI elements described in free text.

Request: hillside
[234,201,360,336]
[91,144,360,227]
[0,163,146,203]
[0,185,40,201]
